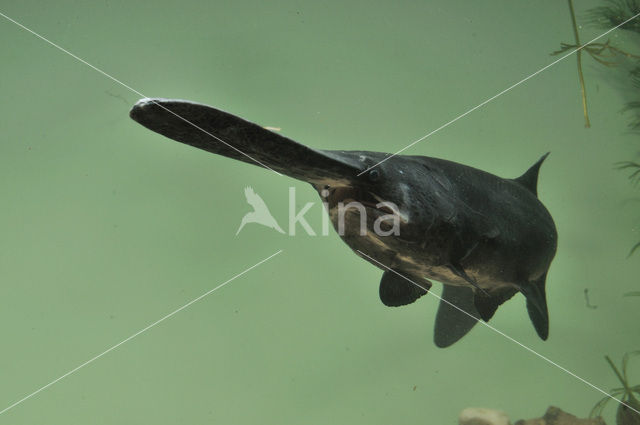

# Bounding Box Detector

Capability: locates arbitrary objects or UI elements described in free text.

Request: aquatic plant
[588,0,640,34]
[558,0,640,255]
[590,352,640,425]
[551,0,640,127]
[588,0,640,130]
[615,160,640,256]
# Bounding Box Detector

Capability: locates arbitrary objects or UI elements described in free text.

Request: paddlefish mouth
[129,98,366,186]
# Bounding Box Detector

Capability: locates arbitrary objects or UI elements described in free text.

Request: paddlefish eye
[368,169,381,182]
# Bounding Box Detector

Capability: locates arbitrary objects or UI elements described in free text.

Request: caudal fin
[520,273,550,340]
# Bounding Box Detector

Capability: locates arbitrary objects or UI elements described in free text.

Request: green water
[1,1,639,423]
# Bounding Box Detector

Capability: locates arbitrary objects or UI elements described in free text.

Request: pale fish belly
[392,252,514,292]
[330,207,512,291]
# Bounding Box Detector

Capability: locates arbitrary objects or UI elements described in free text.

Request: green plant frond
[615,161,640,186]
[590,388,631,417]
[629,67,640,87]
[630,168,640,182]
[587,51,620,66]
[587,0,640,32]
[627,241,640,257]
[624,291,640,297]
[622,102,640,112]
[630,119,640,131]
[590,396,612,417]
[586,40,617,55]
[621,93,640,130]
[551,43,578,55]
[612,388,628,400]
[587,44,640,67]
[587,43,608,53]
[615,161,640,170]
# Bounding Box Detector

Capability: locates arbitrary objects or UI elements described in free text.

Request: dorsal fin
[514,152,550,197]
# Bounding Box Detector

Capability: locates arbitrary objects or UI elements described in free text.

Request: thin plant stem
[569,0,591,127]
[606,355,632,394]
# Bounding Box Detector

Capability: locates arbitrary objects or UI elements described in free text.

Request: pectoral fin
[379,270,431,307]
[434,285,480,348]
[446,262,487,295]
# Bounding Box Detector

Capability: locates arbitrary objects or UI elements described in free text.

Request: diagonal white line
[356,250,640,415]
[0,11,283,177]
[0,250,283,416]
[358,11,640,175]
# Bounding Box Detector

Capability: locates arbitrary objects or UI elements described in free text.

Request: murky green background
[1,1,639,424]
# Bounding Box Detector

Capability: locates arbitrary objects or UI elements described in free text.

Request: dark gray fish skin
[130,98,558,347]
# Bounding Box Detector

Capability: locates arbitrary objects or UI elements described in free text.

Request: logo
[236,187,285,235]
[236,186,401,236]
